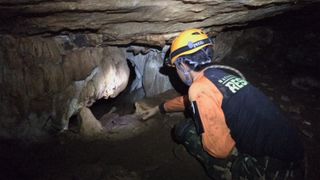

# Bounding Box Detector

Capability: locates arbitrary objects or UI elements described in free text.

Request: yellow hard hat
[170,29,213,65]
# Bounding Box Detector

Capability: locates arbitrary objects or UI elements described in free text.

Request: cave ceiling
[0,0,317,46]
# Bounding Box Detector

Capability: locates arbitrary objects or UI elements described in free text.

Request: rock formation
[0,36,129,139]
[0,0,316,46]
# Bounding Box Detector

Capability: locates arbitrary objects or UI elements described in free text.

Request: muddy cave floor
[0,63,320,180]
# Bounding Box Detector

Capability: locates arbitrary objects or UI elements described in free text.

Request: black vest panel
[203,68,303,162]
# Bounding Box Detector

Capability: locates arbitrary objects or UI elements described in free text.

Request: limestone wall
[0,35,129,139]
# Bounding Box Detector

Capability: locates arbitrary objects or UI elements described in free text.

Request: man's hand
[135,102,159,121]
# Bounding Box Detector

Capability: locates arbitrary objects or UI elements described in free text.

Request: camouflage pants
[173,120,304,180]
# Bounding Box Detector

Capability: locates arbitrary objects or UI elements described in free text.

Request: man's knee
[172,120,195,144]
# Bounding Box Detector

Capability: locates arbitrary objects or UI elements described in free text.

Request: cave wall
[0,34,174,139]
[0,35,129,139]
[126,46,173,97]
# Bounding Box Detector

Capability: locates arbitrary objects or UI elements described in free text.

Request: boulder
[78,107,103,136]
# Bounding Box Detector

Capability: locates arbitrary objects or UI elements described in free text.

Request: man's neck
[190,70,204,82]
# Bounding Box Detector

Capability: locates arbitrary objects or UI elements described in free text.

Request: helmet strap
[182,70,193,86]
[175,61,193,86]
[201,47,212,62]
